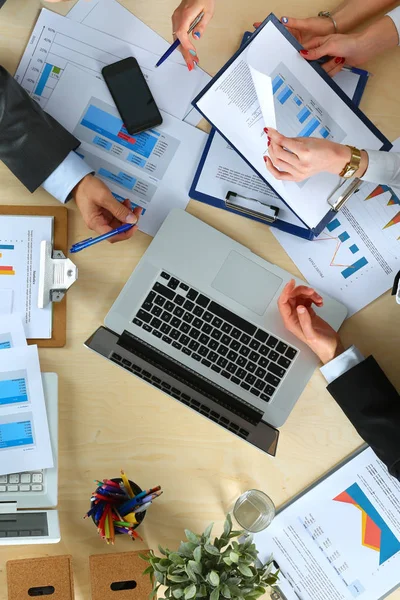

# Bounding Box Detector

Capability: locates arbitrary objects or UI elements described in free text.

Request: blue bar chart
[0,375,28,406]
[0,420,33,449]
[271,63,346,143]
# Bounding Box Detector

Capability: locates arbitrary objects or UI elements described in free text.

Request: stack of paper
[13,0,211,237]
[0,316,53,476]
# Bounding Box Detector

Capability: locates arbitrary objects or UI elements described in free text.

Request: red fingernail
[267,136,271,142]
[263,155,268,162]
[335,56,344,64]
[187,63,193,71]
[268,140,271,147]
[341,57,345,64]
[264,127,269,133]
[300,50,309,56]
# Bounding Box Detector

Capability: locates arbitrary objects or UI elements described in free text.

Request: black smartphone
[102,57,163,135]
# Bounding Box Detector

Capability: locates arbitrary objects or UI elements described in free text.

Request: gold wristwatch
[339,146,362,179]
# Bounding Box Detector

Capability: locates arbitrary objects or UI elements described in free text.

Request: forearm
[332,0,398,32]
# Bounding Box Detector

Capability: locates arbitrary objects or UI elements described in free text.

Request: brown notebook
[7,555,74,600]
[0,205,68,347]
[89,550,153,600]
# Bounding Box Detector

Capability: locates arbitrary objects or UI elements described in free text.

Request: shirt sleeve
[320,345,365,384]
[387,6,400,45]
[41,151,94,203]
[361,150,400,187]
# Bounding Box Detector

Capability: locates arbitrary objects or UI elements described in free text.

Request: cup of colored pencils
[84,469,162,545]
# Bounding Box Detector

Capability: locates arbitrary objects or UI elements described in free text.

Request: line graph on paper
[313,217,369,280]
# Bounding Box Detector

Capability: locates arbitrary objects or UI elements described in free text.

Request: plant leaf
[184,583,197,599]
[221,584,231,599]
[172,590,184,599]
[203,522,214,540]
[168,575,190,583]
[193,546,202,563]
[209,571,220,587]
[170,553,185,565]
[210,587,220,600]
[185,563,198,583]
[158,544,167,556]
[238,565,253,578]
[185,529,199,544]
[189,560,202,575]
[229,551,239,564]
[223,514,232,538]
[143,566,153,575]
[205,544,220,556]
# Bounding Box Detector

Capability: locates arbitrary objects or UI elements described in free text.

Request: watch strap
[339,146,362,178]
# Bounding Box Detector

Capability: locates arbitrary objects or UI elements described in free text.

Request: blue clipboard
[191,14,392,239]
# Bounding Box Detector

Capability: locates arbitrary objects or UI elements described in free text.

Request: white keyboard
[0,472,44,493]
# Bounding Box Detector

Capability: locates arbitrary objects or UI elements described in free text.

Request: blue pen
[70,223,134,253]
[155,11,204,68]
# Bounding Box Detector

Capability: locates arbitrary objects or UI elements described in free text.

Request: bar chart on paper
[271,63,347,143]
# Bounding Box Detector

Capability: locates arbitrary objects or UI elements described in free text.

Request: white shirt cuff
[41,151,94,203]
[320,345,365,384]
[387,6,400,45]
[362,149,400,186]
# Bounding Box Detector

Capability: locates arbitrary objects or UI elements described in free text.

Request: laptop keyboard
[132,271,298,403]
[110,352,250,439]
[0,472,44,493]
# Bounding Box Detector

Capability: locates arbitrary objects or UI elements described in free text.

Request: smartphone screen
[102,57,163,135]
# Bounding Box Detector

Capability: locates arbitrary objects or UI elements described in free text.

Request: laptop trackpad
[211,251,283,315]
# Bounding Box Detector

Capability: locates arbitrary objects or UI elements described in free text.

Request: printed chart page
[0,346,53,475]
[67,0,211,126]
[0,216,53,338]
[255,447,400,600]
[0,315,27,349]
[195,19,388,230]
[14,8,199,122]
[45,65,207,236]
[272,140,400,316]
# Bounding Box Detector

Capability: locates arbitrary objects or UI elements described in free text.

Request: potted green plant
[141,514,278,599]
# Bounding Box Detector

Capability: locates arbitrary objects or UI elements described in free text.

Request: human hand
[278,280,344,365]
[73,175,141,243]
[172,0,215,70]
[299,14,400,73]
[253,15,334,46]
[264,128,369,182]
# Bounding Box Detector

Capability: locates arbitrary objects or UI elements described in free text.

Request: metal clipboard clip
[225,191,279,223]
[327,177,362,212]
[38,241,78,308]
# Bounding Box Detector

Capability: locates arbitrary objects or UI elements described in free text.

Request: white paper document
[45,65,207,236]
[0,216,53,338]
[271,140,400,316]
[195,19,388,230]
[0,315,27,350]
[14,8,201,123]
[255,447,400,600]
[67,0,211,126]
[0,346,54,476]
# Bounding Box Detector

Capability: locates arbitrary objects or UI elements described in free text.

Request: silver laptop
[0,373,60,545]
[86,210,347,456]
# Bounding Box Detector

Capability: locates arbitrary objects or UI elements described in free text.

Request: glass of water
[232,489,275,533]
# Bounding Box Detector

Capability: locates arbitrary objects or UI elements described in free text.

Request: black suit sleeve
[0,66,80,192]
[327,356,400,480]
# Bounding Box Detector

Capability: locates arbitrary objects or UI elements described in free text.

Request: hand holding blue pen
[156,11,204,69]
[70,223,135,253]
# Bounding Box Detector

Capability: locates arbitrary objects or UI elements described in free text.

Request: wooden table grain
[1,0,399,598]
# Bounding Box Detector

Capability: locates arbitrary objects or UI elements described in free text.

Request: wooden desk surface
[1,0,400,598]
